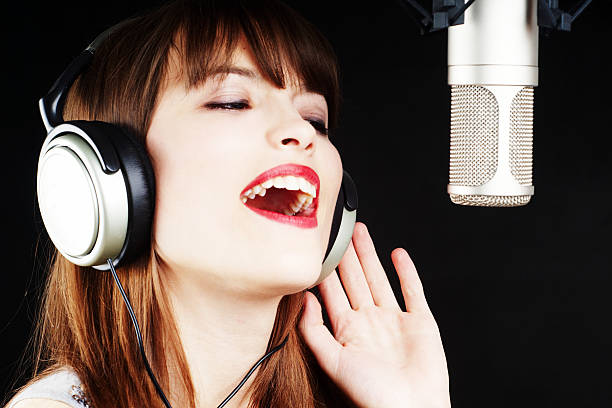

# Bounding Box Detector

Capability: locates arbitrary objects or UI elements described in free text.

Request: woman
[7,0,450,407]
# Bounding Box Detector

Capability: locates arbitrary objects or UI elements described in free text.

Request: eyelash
[205,101,329,137]
[305,119,329,136]
[206,101,250,110]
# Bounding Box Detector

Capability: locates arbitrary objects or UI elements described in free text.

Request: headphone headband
[39,19,135,132]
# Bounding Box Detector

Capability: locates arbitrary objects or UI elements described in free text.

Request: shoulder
[6,367,90,408]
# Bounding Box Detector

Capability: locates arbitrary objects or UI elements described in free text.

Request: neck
[162,264,284,408]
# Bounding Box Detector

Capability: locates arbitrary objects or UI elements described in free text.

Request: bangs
[170,0,340,127]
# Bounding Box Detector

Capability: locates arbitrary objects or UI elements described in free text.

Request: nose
[266,110,316,153]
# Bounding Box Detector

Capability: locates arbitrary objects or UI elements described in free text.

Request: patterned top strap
[7,368,92,408]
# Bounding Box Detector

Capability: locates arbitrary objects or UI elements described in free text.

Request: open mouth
[240,164,319,228]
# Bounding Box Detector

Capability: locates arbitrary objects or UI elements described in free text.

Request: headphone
[36,21,358,286]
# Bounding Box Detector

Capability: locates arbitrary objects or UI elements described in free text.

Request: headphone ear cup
[36,121,155,270]
[96,121,155,269]
[311,170,358,288]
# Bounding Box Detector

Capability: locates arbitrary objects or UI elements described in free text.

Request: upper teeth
[240,175,317,208]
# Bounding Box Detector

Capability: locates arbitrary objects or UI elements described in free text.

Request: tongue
[247,188,299,214]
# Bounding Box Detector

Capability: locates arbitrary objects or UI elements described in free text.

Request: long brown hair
[12,0,357,407]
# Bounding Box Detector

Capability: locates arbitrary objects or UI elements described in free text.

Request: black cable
[107,258,288,408]
[216,334,288,408]
[108,259,173,408]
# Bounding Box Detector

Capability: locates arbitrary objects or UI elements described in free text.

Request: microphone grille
[509,87,534,186]
[449,85,499,186]
[448,85,534,207]
[449,194,532,207]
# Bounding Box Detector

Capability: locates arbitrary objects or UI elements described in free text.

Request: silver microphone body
[447,0,538,207]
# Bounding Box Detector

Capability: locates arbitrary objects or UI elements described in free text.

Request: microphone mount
[397,0,592,35]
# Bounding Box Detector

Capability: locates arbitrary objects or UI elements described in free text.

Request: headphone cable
[108,258,288,408]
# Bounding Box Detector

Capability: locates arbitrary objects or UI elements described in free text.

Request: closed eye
[205,100,250,110]
[306,119,329,136]
[204,101,328,136]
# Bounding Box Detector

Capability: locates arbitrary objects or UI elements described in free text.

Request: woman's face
[147,41,343,297]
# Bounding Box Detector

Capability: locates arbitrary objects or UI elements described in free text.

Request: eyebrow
[207,66,319,97]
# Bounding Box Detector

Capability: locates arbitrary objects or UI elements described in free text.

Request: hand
[299,222,451,408]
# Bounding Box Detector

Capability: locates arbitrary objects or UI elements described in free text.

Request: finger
[338,237,375,310]
[352,222,400,309]
[317,270,351,331]
[298,291,342,377]
[391,248,429,312]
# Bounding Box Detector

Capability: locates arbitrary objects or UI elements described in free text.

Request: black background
[2,1,611,407]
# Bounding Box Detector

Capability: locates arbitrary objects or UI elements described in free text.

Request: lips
[240,163,320,197]
[240,163,319,229]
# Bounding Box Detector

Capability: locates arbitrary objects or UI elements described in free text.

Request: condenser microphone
[447,0,537,207]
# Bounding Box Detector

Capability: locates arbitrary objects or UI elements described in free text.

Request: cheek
[317,144,344,250]
[147,118,257,271]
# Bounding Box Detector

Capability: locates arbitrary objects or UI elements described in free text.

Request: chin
[257,257,323,296]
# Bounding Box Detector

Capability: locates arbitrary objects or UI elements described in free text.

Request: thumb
[299,290,341,377]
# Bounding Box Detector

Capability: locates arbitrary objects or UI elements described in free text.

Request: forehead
[163,35,305,94]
